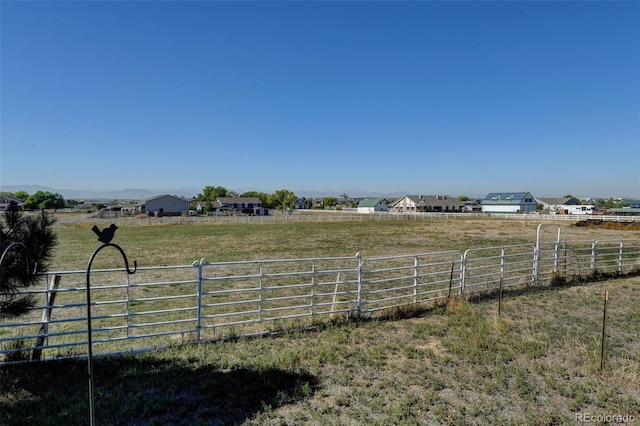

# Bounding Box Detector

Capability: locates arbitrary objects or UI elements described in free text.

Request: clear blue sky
[2,1,639,198]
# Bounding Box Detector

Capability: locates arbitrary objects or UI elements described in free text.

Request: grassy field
[49,215,640,270]
[1,216,639,425]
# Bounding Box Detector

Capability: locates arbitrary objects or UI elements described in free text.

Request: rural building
[462,202,482,213]
[389,195,465,213]
[0,195,24,211]
[194,200,219,214]
[142,194,190,216]
[217,197,267,215]
[481,192,537,214]
[73,202,94,211]
[357,198,389,213]
[537,197,580,214]
[607,208,640,216]
[196,197,267,215]
[616,199,640,208]
[295,198,306,209]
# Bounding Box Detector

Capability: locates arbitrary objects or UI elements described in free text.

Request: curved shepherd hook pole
[86,224,136,426]
[0,242,36,276]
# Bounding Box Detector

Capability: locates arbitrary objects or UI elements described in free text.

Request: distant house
[615,199,640,208]
[142,194,190,216]
[357,198,389,213]
[73,202,94,211]
[536,197,580,214]
[0,195,23,211]
[462,202,482,213]
[481,192,537,214]
[389,195,465,213]
[194,200,220,214]
[295,198,309,210]
[212,197,268,215]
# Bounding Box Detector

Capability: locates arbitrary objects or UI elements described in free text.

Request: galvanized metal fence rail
[1,236,639,364]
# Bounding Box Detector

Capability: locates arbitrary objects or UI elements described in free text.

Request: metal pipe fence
[1,237,639,364]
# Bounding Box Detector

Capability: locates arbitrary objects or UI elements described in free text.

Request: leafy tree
[0,210,57,319]
[240,191,270,206]
[14,191,29,201]
[22,191,64,211]
[198,186,231,201]
[268,189,297,212]
[458,196,471,202]
[64,199,81,208]
[0,191,30,201]
[604,198,616,209]
[303,197,313,209]
[323,197,338,208]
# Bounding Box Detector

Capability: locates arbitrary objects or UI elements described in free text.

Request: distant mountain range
[0,185,198,201]
[0,184,407,201]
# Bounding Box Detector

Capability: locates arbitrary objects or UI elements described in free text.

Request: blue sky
[2,1,639,198]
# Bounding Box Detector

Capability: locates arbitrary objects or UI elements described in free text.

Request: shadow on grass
[1,355,319,425]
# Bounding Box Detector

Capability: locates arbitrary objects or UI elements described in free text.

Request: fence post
[461,250,469,294]
[413,256,418,304]
[498,272,504,317]
[618,241,623,274]
[33,274,61,361]
[356,252,363,316]
[195,258,207,343]
[500,247,505,281]
[258,262,264,321]
[591,241,597,273]
[448,261,454,298]
[310,261,316,318]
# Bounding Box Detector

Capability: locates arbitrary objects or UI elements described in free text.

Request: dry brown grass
[2,215,638,425]
[50,215,640,271]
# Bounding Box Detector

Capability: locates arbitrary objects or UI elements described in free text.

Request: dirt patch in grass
[575,219,640,231]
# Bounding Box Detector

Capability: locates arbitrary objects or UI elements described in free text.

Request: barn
[481,192,537,214]
[142,194,190,216]
[357,198,389,213]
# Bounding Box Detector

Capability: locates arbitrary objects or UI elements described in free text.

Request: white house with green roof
[481,192,537,214]
[357,198,389,213]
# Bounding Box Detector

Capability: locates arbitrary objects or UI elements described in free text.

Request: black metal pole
[600,290,609,372]
[448,261,454,299]
[498,272,504,317]
[86,240,136,426]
